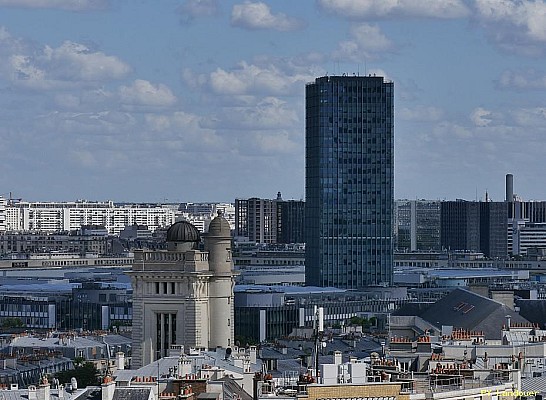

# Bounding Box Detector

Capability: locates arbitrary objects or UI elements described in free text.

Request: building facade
[235,197,278,243]
[130,215,236,368]
[0,196,6,232]
[277,199,305,244]
[305,75,394,289]
[235,195,305,244]
[2,200,175,234]
[395,200,441,252]
[440,200,507,259]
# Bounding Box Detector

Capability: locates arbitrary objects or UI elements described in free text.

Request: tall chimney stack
[506,174,514,202]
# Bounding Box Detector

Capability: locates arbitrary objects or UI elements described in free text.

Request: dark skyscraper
[305,75,394,289]
[440,200,507,259]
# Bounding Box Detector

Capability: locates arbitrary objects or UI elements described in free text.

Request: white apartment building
[2,200,175,234]
[0,197,5,232]
[176,202,235,233]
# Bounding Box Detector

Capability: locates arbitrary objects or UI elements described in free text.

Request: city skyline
[1,1,546,202]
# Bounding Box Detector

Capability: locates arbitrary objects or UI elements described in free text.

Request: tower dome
[208,211,231,237]
[166,221,200,243]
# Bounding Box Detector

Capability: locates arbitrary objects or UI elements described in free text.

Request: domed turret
[167,221,200,243]
[208,211,231,237]
[166,221,200,251]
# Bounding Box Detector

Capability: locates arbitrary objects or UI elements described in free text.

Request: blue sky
[1,0,546,203]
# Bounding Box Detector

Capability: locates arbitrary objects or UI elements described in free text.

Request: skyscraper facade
[305,75,394,289]
[440,200,507,259]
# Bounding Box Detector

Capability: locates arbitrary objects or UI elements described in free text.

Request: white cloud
[512,107,546,127]
[473,0,546,42]
[178,0,220,23]
[204,96,299,130]
[398,105,443,122]
[0,34,131,89]
[471,0,546,55]
[231,1,305,31]
[318,0,469,19]
[470,107,493,127]
[333,23,394,61]
[205,61,315,96]
[498,69,546,90]
[119,79,177,107]
[250,131,299,154]
[43,41,131,81]
[318,0,546,56]
[0,0,108,11]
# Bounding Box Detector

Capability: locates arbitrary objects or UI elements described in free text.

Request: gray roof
[516,299,546,327]
[112,387,153,400]
[102,335,132,346]
[11,336,104,349]
[408,288,529,340]
[521,376,546,394]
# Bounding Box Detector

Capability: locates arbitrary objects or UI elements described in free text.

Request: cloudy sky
[1,0,546,203]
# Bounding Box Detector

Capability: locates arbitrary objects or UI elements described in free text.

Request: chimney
[116,352,125,370]
[249,346,257,364]
[28,386,37,400]
[506,315,511,331]
[36,378,50,400]
[333,351,342,365]
[101,376,116,400]
[506,174,514,202]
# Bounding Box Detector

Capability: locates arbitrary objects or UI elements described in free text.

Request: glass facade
[305,76,394,289]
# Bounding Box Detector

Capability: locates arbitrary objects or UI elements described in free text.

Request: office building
[440,200,507,259]
[277,199,305,244]
[235,194,305,244]
[130,214,236,368]
[395,200,441,251]
[235,197,278,243]
[305,75,394,288]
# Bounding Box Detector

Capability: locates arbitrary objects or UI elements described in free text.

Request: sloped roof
[412,288,529,339]
[112,387,153,400]
[516,299,546,327]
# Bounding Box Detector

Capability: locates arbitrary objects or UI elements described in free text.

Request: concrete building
[305,75,394,289]
[395,200,441,252]
[3,200,175,234]
[235,195,304,245]
[235,197,279,244]
[277,199,305,244]
[177,202,235,234]
[130,214,236,368]
[440,200,507,259]
[0,196,6,232]
[0,231,115,256]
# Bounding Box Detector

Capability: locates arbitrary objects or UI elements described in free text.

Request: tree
[55,362,100,387]
[1,318,25,328]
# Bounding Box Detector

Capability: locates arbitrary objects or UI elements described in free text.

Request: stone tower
[130,216,235,368]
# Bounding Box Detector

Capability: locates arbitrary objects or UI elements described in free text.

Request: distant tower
[305,75,394,288]
[506,174,514,202]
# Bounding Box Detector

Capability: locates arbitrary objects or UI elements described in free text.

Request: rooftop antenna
[312,306,324,383]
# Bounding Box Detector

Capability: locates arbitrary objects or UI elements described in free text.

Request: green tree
[55,362,100,387]
[1,318,25,328]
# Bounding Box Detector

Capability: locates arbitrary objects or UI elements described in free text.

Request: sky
[1,0,546,203]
